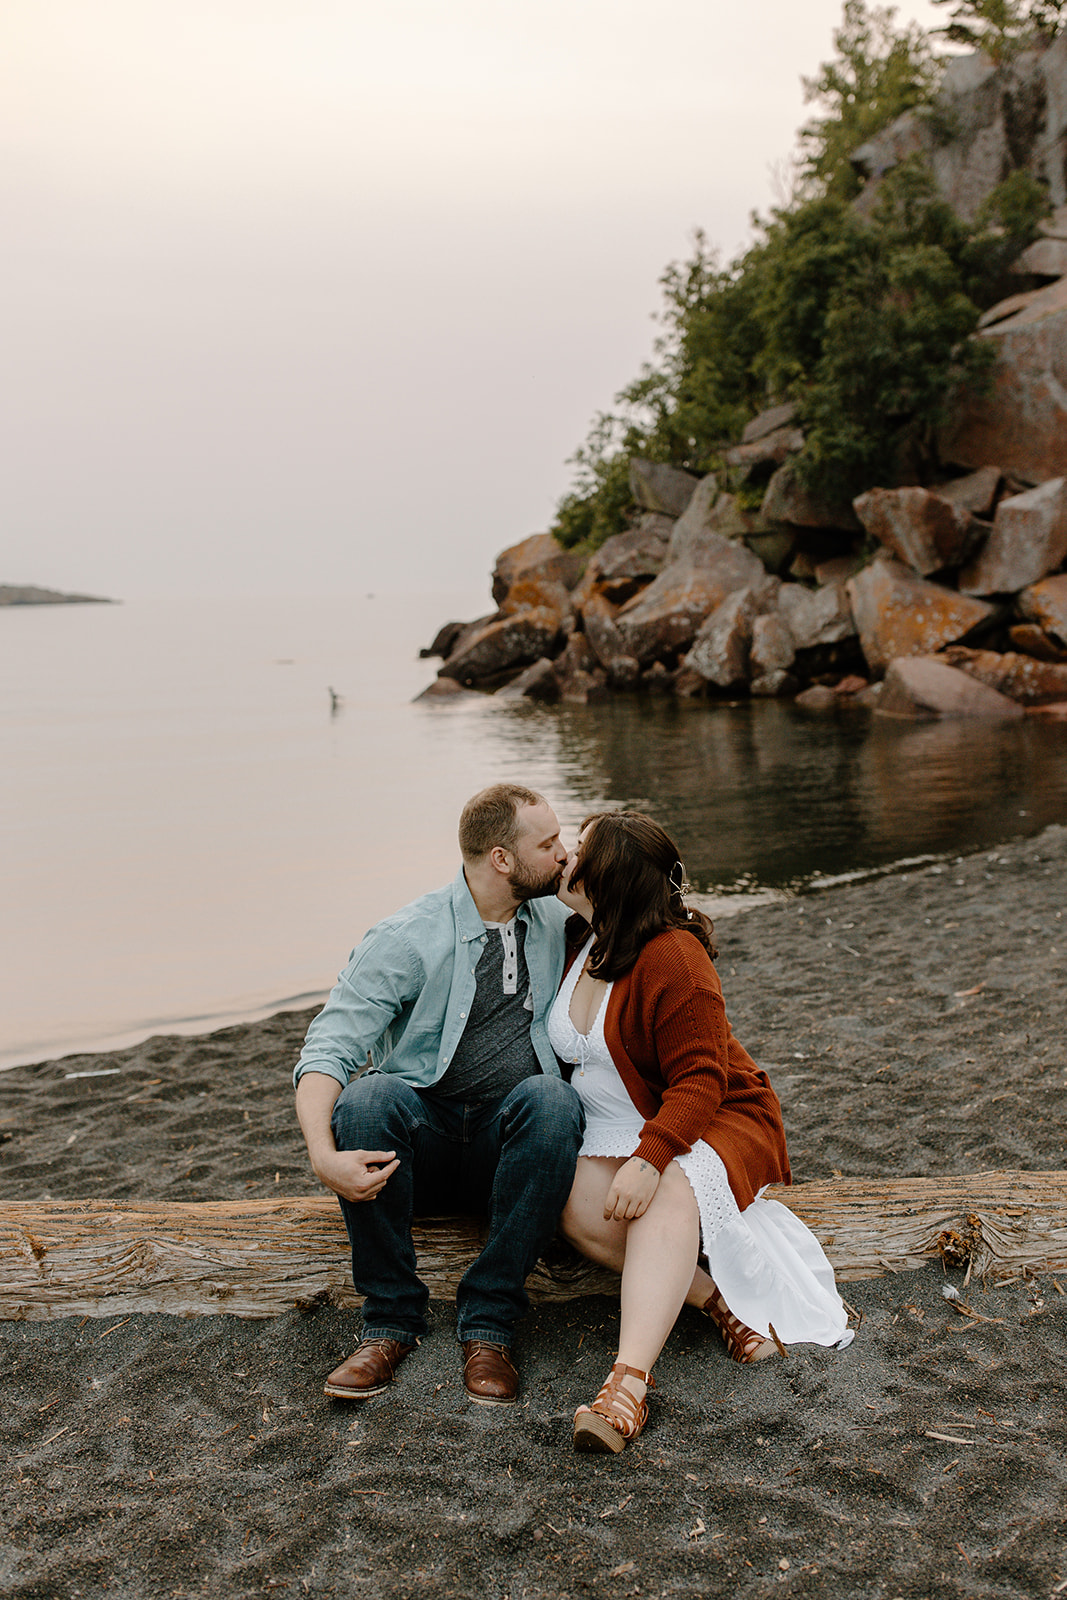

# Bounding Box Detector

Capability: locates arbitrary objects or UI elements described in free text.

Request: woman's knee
[649,1163,700,1224]
[561,1159,617,1246]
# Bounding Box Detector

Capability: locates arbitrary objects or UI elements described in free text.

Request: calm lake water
[3,593,1067,1069]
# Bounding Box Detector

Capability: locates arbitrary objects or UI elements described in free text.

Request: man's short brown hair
[459,784,545,862]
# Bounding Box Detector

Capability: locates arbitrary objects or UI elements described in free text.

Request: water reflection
[472,698,1067,891]
[5,590,1063,1065]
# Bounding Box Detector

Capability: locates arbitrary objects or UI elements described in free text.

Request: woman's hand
[604,1156,661,1221]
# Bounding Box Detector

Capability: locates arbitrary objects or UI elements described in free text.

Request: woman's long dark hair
[566,810,717,980]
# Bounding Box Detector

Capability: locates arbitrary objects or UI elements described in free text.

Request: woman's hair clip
[669,860,692,897]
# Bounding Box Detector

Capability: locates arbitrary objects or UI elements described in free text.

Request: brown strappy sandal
[702,1286,785,1364]
[573,1362,654,1454]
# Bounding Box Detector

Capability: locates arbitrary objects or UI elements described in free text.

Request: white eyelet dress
[548,936,852,1351]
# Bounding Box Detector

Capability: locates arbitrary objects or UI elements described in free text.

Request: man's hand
[311,1147,400,1204]
[604,1156,660,1221]
[295,1071,399,1203]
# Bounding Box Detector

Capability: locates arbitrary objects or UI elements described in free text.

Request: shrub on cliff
[773,162,1050,498]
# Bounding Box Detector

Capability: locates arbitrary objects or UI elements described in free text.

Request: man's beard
[507,858,563,901]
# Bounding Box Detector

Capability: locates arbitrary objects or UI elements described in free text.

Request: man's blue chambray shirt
[292,867,569,1091]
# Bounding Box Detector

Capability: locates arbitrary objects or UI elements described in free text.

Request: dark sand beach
[3,824,1066,1599]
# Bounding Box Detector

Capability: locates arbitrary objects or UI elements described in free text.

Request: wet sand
[3,825,1066,1598]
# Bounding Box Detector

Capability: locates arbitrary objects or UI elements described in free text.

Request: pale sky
[3,0,945,602]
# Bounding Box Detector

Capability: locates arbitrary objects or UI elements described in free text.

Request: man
[294,783,583,1406]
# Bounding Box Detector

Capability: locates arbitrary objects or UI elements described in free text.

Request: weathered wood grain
[3,1170,1066,1320]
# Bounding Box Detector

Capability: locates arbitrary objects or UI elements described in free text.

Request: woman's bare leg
[614,1163,699,1400]
[685,1260,716,1308]
[562,1157,700,1410]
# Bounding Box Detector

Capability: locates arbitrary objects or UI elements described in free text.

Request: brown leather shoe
[462,1340,518,1406]
[324,1337,416,1399]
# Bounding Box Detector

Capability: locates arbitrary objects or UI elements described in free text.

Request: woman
[549,811,850,1455]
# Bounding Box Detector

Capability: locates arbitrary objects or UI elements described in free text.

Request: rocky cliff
[421,45,1067,722]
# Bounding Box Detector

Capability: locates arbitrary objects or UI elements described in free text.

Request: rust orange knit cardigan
[563,927,791,1210]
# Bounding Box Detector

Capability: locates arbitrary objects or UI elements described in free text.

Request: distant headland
[0,585,116,607]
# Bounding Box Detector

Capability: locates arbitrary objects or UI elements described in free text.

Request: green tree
[750,163,991,498]
[799,1,942,198]
[622,234,765,468]
[930,0,1065,58]
[552,236,765,549]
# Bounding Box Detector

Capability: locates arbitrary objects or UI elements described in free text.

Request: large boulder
[777,581,855,650]
[575,516,673,606]
[613,564,733,665]
[499,575,575,632]
[741,402,797,443]
[615,537,770,664]
[628,459,699,518]
[941,644,1067,705]
[433,613,500,662]
[750,611,797,677]
[940,279,1067,484]
[695,493,765,544]
[684,586,769,687]
[931,465,1002,517]
[494,657,560,702]
[1008,621,1067,661]
[1010,237,1067,277]
[671,480,791,566]
[876,655,1024,720]
[667,476,723,562]
[491,534,584,606]
[724,423,804,470]
[579,592,640,687]
[413,676,481,702]
[554,633,609,705]
[853,46,1067,222]
[760,460,860,531]
[959,477,1067,594]
[846,559,996,674]
[439,609,562,685]
[1017,571,1067,645]
[750,667,799,699]
[814,555,864,586]
[420,618,470,659]
[852,486,982,576]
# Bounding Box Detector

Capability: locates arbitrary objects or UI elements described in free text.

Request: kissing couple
[294,784,850,1453]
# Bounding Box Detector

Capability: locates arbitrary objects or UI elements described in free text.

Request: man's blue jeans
[330,1072,584,1345]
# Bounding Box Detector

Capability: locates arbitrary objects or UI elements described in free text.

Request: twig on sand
[36,1426,70,1449]
[947,1301,1006,1326]
[841,1298,863,1330]
[97,1317,131,1339]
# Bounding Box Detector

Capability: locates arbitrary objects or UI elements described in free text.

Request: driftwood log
[3,1170,1067,1321]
